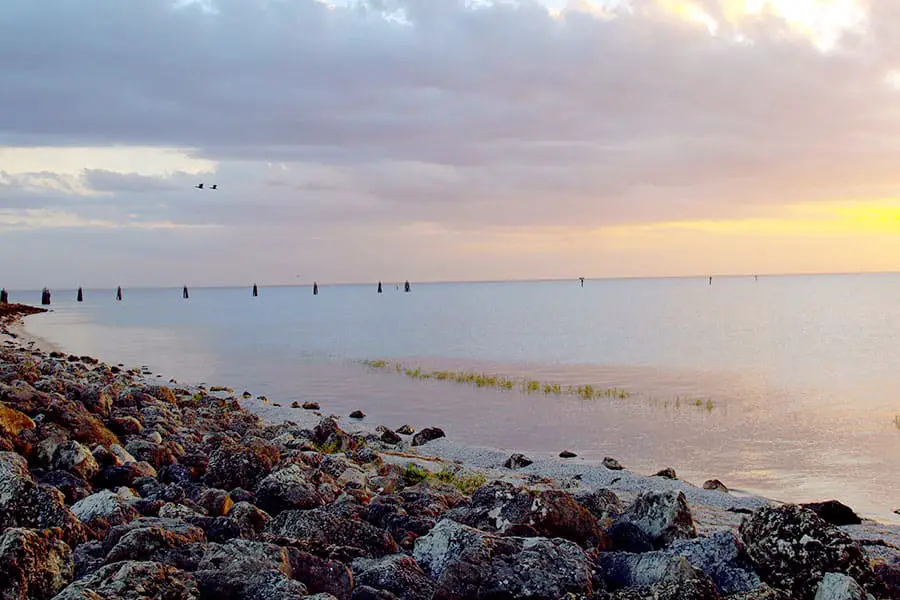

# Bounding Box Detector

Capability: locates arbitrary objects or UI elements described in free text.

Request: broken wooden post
[76,287,83,302]
[404,280,411,293]
[252,284,258,297]
[313,282,318,296]
[183,286,189,299]
[41,288,51,305]
[116,287,123,301]
[0,289,7,304]
[377,281,382,294]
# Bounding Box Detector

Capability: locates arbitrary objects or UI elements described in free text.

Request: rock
[102,518,207,566]
[123,439,173,470]
[559,450,577,458]
[158,503,202,520]
[108,416,142,436]
[288,550,353,600]
[376,426,402,446]
[0,527,73,600]
[145,431,163,444]
[303,402,320,410]
[739,504,872,599]
[411,427,445,447]
[395,425,414,435]
[186,515,242,543]
[503,453,533,469]
[448,481,606,548]
[575,488,623,522]
[603,457,624,470]
[813,573,866,600]
[0,452,85,546]
[96,462,156,489]
[606,521,655,553]
[801,501,862,526]
[616,490,697,548]
[71,490,140,531]
[72,540,106,580]
[349,410,366,419]
[703,479,729,493]
[197,487,234,517]
[204,439,279,491]
[655,467,678,479]
[351,554,435,600]
[38,471,93,505]
[195,538,293,596]
[266,508,399,558]
[228,501,270,538]
[0,404,35,439]
[51,441,99,481]
[52,560,200,600]
[44,400,120,448]
[255,465,325,515]
[413,519,594,599]
[601,555,721,599]
[351,587,399,600]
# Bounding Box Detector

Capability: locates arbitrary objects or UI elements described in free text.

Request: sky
[3,0,900,288]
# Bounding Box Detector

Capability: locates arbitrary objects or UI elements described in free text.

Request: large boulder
[44,399,120,448]
[51,560,200,600]
[228,501,270,538]
[204,440,279,491]
[800,501,862,527]
[288,550,354,600]
[38,471,93,505]
[195,539,309,599]
[574,488,623,522]
[411,428,445,447]
[738,504,872,599]
[813,573,867,600]
[615,490,696,548]
[101,518,206,567]
[255,465,325,515]
[413,518,594,599]
[0,528,73,600]
[266,508,399,558]
[599,556,720,599]
[0,404,35,439]
[351,554,435,600]
[0,452,85,545]
[71,490,140,532]
[447,481,606,548]
[51,441,99,482]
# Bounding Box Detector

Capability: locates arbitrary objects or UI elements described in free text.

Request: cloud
[2,0,900,285]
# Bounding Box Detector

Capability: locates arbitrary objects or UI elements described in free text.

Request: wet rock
[205,440,280,491]
[413,518,594,599]
[411,427,445,447]
[813,573,866,600]
[351,554,435,600]
[575,488,623,522]
[0,527,73,600]
[739,504,872,599]
[303,402,320,410]
[503,453,533,469]
[228,501,270,538]
[448,481,606,548]
[603,457,624,470]
[291,401,301,409]
[559,450,577,458]
[655,467,678,479]
[801,501,862,526]
[376,426,402,446]
[395,425,414,435]
[71,489,140,531]
[349,410,366,419]
[267,508,399,558]
[51,441,99,481]
[616,490,697,548]
[38,470,93,505]
[0,452,85,545]
[102,517,206,565]
[52,560,200,600]
[703,479,729,493]
[255,465,325,515]
[197,487,233,516]
[288,551,354,600]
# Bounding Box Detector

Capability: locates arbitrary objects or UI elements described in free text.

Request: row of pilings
[0,282,413,305]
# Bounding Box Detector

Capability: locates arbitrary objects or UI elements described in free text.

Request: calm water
[12,275,900,522]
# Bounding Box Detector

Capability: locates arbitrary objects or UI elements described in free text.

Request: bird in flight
[194,183,218,190]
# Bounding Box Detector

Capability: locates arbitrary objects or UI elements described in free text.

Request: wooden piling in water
[41,288,51,305]
[252,284,258,297]
[183,286,189,299]
[0,289,7,304]
[116,287,123,301]
[377,281,382,294]
[313,282,318,296]
[77,287,83,302]
[404,280,411,293]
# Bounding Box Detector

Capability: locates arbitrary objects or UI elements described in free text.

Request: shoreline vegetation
[361,359,717,412]
[0,303,897,599]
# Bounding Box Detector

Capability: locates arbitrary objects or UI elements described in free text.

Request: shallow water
[13,274,900,522]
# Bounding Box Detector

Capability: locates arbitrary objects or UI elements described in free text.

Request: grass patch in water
[402,463,487,494]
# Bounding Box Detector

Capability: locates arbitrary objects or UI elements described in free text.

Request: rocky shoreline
[1,304,898,600]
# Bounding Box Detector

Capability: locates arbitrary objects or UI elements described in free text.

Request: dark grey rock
[503,453,533,469]
[52,560,200,600]
[616,490,697,548]
[0,527,73,600]
[801,501,862,526]
[351,554,435,600]
[411,427,445,447]
[266,508,399,558]
[255,465,324,515]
